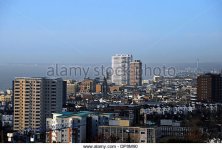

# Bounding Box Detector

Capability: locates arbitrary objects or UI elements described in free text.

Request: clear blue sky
[0,0,222,64]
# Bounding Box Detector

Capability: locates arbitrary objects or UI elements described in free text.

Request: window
[141,132,145,134]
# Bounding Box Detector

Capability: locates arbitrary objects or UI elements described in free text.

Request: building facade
[130,60,142,86]
[2,115,13,127]
[86,112,118,142]
[197,73,222,102]
[65,80,78,97]
[13,77,65,132]
[79,78,95,93]
[46,112,89,143]
[98,126,157,143]
[111,54,133,86]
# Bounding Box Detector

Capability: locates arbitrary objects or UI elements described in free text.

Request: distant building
[153,76,163,83]
[109,85,122,93]
[130,60,142,86]
[109,118,131,127]
[65,80,78,97]
[0,91,12,102]
[108,104,141,126]
[98,113,118,126]
[99,126,140,143]
[98,126,157,143]
[95,77,108,97]
[197,73,222,102]
[160,119,181,127]
[157,126,192,139]
[96,84,102,93]
[111,54,133,85]
[2,115,13,127]
[139,128,157,143]
[86,113,118,142]
[79,78,95,93]
[13,77,65,132]
[157,119,203,140]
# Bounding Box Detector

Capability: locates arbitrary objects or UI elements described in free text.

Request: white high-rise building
[111,54,133,85]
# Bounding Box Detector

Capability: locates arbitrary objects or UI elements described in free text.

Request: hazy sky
[0,0,222,64]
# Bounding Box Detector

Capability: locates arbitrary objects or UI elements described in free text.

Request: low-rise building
[80,78,95,93]
[2,114,13,127]
[86,112,118,142]
[158,126,191,138]
[99,126,140,143]
[0,92,12,102]
[139,128,158,143]
[109,118,130,127]
[98,126,157,143]
[46,111,90,143]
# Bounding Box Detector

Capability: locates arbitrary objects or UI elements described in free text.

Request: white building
[111,54,133,85]
[46,112,90,143]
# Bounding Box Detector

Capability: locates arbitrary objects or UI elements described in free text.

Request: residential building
[99,126,140,143]
[98,126,157,143]
[158,126,192,138]
[157,119,203,139]
[79,78,95,93]
[139,128,157,143]
[130,60,142,86]
[46,111,90,143]
[2,115,13,127]
[111,54,133,85]
[65,80,78,97]
[109,118,131,127]
[96,84,102,93]
[109,85,122,93]
[86,113,118,142]
[197,73,222,102]
[13,77,65,132]
[95,77,108,97]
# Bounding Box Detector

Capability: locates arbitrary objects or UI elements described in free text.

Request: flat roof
[56,111,93,118]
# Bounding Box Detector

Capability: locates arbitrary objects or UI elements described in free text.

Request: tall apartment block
[111,54,133,85]
[130,60,142,86]
[13,77,66,132]
[197,73,222,102]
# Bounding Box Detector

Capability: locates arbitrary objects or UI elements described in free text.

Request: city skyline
[0,0,222,64]
[0,60,222,91]
[1,0,222,147]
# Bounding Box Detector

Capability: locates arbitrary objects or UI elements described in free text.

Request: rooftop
[56,111,93,118]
